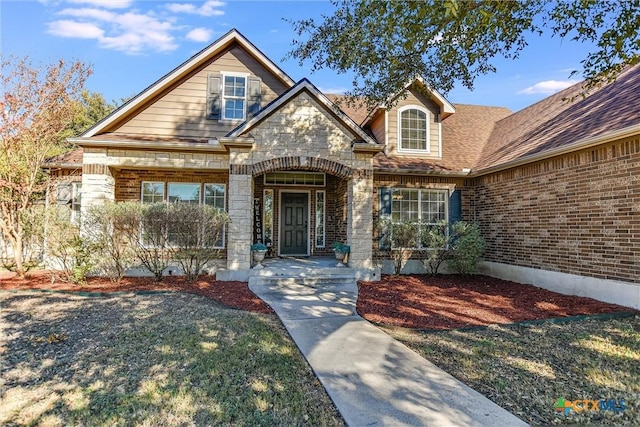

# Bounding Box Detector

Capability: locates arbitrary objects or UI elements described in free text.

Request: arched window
[398,107,429,152]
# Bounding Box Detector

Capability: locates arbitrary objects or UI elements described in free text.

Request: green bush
[449,222,485,274]
[378,218,420,275]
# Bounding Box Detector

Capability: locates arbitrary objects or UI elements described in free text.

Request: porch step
[249,267,357,289]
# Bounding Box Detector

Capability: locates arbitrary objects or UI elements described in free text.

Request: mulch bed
[0,271,274,314]
[357,274,634,330]
[2,271,633,330]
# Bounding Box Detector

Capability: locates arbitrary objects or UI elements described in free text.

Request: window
[315,191,325,247]
[390,188,447,248]
[223,75,246,120]
[399,107,429,152]
[264,172,325,186]
[142,182,164,204]
[168,183,200,204]
[71,182,82,225]
[140,182,226,248]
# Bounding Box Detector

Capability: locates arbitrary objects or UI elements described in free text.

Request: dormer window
[207,72,262,121]
[398,106,429,152]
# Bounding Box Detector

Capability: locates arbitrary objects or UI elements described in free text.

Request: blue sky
[3,0,597,112]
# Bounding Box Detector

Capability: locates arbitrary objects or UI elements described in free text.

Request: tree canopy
[289,0,640,108]
[0,56,92,277]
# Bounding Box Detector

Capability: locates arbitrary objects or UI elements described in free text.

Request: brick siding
[474,137,640,283]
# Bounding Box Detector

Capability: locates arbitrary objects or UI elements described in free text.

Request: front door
[280,192,308,255]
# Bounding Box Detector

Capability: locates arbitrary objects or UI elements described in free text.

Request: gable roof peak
[81,28,295,138]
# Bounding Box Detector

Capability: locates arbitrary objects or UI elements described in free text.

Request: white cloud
[166,1,225,17]
[67,0,133,8]
[47,20,104,38]
[47,7,178,53]
[518,80,579,95]
[318,87,349,95]
[186,27,213,43]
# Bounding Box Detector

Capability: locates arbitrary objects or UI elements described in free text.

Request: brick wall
[114,169,229,202]
[474,137,640,283]
[252,174,345,257]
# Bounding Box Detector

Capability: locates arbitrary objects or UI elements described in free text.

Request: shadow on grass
[0,292,343,426]
[386,316,639,426]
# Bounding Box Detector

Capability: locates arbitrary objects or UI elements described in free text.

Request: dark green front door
[281,192,308,255]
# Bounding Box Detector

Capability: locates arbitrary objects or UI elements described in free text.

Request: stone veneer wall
[474,137,640,284]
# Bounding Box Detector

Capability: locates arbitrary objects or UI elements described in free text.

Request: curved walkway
[249,278,528,427]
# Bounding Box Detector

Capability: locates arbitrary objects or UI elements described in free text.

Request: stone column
[226,165,253,271]
[347,169,373,269]
[81,149,115,216]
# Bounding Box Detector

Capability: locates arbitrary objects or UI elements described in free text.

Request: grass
[0,292,344,426]
[385,316,640,426]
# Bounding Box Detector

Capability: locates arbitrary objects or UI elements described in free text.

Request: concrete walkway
[249,278,528,427]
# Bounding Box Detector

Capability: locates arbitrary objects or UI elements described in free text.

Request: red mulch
[3,271,634,330]
[357,274,634,330]
[0,271,274,315]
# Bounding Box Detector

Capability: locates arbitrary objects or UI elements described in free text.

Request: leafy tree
[290,0,640,108]
[0,56,91,277]
[60,90,118,146]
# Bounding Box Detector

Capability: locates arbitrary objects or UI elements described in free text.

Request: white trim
[204,183,227,249]
[438,118,443,158]
[221,72,249,121]
[315,190,326,248]
[278,190,311,257]
[141,181,165,203]
[384,110,389,154]
[264,171,326,186]
[397,105,431,154]
[82,29,294,138]
[480,261,640,310]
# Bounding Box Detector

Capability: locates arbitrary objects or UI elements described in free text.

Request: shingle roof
[325,94,373,125]
[478,64,640,170]
[45,147,84,166]
[373,104,512,173]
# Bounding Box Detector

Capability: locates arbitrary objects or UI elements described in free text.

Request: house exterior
[45,29,639,309]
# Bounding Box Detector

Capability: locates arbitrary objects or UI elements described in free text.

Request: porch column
[81,149,115,217]
[226,165,253,270]
[347,169,373,269]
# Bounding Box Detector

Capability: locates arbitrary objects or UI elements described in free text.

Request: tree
[0,56,91,277]
[290,0,640,108]
[59,90,118,149]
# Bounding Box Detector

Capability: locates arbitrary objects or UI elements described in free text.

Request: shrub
[449,222,485,274]
[421,221,485,275]
[421,221,451,276]
[83,202,138,282]
[169,203,229,281]
[378,218,420,275]
[44,206,94,284]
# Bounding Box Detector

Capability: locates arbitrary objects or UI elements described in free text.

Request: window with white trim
[315,191,325,247]
[140,181,226,248]
[391,188,447,248]
[223,75,246,120]
[398,107,429,152]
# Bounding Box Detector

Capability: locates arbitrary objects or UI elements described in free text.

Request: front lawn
[387,317,640,425]
[0,292,343,426]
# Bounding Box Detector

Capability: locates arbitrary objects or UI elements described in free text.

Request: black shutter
[379,187,392,249]
[207,74,222,120]
[247,76,262,117]
[449,189,462,224]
